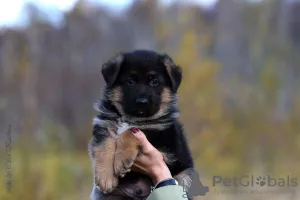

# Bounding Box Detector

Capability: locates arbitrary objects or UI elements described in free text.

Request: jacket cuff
[147,185,186,200]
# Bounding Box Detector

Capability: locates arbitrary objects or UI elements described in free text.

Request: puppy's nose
[135,97,149,105]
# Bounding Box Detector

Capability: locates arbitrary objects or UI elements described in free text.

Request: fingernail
[130,127,139,134]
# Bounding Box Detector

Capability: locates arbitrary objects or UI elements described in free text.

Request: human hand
[129,128,172,185]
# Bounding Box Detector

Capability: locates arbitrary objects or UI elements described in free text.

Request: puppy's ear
[161,54,182,92]
[102,54,124,87]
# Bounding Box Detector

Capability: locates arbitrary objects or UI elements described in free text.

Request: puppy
[89,50,195,200]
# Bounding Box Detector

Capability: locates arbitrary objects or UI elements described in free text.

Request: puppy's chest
[114,122,169,140]
[94,116,175,146]
[114,121,178,156]
[115,124,172,150]
[99,118,171,137]
[116,122,134,135]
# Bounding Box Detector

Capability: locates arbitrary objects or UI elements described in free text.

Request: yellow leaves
[43,154,60,195]
[199,32,213,50]
[155,20,171,40]
[176,29,198,63]
[0,148,92,200]
[15,42,30,81]
[260,59,280,91]
[178,10,193,25]
[179,61,220,94]
[201,144,218,161]
[195,133,242,175]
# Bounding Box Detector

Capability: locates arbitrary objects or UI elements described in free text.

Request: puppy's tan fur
[93,137,118,193]
[114,130,142,178]
[93,129,175,193]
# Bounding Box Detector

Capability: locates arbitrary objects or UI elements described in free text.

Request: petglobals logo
[213,175,298,187]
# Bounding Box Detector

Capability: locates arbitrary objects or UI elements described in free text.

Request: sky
[0,0,216,27]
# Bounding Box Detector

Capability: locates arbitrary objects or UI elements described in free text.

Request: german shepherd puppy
[89,50,195,200]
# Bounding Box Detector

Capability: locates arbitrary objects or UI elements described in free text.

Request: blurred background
[1,0,300,199]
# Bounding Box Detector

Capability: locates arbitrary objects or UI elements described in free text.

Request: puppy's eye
[149,78,159,87]
[126,78,136,86]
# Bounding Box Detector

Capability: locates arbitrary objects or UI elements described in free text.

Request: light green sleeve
[146,185,187,200]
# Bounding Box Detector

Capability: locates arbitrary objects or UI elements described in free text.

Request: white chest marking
[117,122,134,135]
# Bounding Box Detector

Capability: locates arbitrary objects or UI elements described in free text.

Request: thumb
[130,128,154,154]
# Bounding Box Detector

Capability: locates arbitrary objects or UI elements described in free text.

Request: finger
[132,162,148,174]
[130,128,155,154]
[133,153,148,164]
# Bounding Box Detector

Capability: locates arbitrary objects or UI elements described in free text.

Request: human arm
[129,128,187,200]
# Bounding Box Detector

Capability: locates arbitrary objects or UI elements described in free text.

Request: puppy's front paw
[95,169,118,194]
[114,129,141,177]
[114,149,134,177]
[93,137,118,193]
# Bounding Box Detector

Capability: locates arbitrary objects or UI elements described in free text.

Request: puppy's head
[102,50,182,118]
